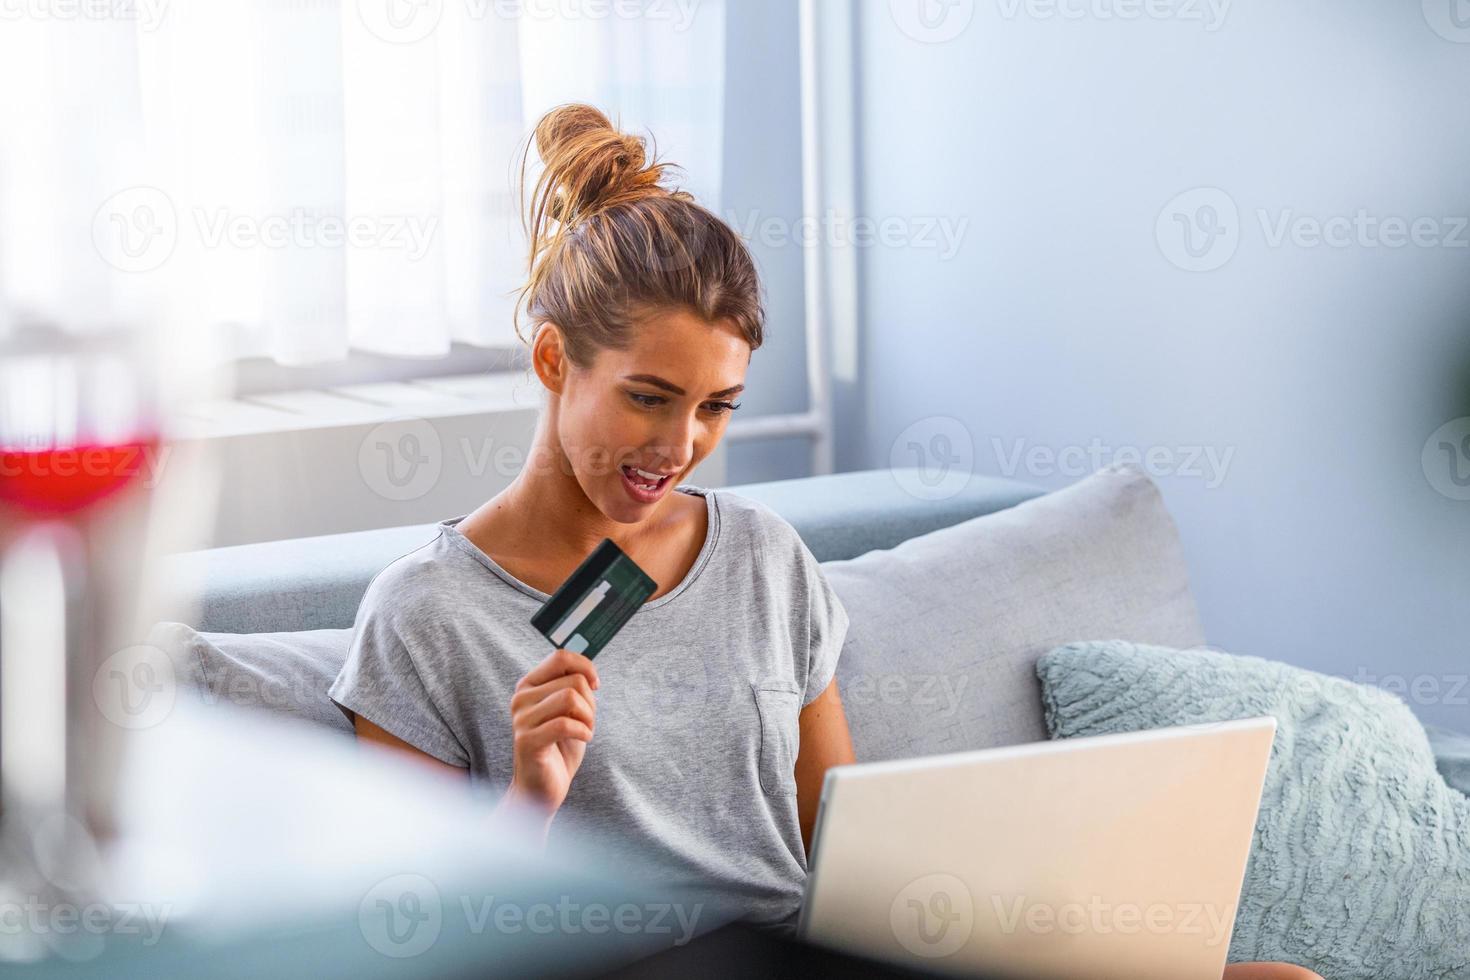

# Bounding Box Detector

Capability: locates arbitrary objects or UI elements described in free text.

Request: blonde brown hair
[514,103,764,368]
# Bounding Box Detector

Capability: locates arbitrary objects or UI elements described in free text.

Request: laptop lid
[798,717,1276,980]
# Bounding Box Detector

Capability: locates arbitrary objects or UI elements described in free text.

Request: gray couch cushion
[821,463,1206,762]
[147,622,354,735]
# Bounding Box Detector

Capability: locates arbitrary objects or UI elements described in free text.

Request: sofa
[146,464,1469,978]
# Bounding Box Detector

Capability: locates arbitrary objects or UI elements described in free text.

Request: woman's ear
[531,322,569,395]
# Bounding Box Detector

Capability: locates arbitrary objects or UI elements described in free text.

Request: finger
[520,715,593,750]
[518,647,600,691]
[510,672,595,715]
[517,686,596,733]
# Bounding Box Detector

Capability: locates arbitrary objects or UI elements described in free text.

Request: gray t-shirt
[327,484,850,934]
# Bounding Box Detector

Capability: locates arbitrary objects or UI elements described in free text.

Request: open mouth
[620,464,673,499]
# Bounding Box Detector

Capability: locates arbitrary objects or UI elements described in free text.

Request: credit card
[529,538,658,659]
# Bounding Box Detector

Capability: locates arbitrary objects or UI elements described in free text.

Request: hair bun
[529,103,674,227]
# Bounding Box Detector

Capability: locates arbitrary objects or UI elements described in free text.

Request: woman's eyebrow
[623,373,745,398]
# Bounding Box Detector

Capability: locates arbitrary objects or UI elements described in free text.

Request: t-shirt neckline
[437,484,721,610]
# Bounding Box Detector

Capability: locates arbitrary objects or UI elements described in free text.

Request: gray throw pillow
[1037,639,1470,980]
[820,463,1204,762]
[146,622,354,735]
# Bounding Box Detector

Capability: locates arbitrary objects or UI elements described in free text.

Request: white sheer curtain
[0,0,726,366]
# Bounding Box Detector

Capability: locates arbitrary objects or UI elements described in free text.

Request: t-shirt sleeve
[327,589,469,768]
[801,544,850,708]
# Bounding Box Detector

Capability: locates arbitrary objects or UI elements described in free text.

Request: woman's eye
[628,392,741,414]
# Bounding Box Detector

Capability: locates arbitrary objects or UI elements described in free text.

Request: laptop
[797,717,1277,980]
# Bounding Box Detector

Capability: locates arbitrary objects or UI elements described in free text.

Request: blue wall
[846,0,1470,729]
[722,0,814,484]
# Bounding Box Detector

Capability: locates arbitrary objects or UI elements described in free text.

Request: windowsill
[170,370,542,440]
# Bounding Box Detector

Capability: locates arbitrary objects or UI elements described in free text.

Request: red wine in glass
[0,437,160,519]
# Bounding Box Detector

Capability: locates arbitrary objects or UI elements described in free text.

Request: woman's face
[543,308,750,523]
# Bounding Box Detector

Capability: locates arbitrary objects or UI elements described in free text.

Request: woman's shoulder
[353,523,472,626]
[704,487,813,562]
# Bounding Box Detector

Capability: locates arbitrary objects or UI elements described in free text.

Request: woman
[328,103,1322,979]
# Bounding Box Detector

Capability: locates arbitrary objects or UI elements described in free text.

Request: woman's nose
[649,416,696,470]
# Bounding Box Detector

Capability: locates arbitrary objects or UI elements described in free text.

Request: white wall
[848,0,1470,729]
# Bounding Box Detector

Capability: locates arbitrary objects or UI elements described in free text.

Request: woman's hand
[503,647,599,826]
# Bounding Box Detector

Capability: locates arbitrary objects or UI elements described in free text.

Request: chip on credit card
[529,538,658,659]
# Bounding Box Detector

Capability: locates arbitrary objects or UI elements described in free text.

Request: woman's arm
[354,714,469,781]
[350,646,600,844]
[795,678,856,859]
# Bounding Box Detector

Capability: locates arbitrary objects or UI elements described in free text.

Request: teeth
[624,465,663,491]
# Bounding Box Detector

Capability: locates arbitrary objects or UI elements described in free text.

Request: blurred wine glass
[0,313,162,961]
